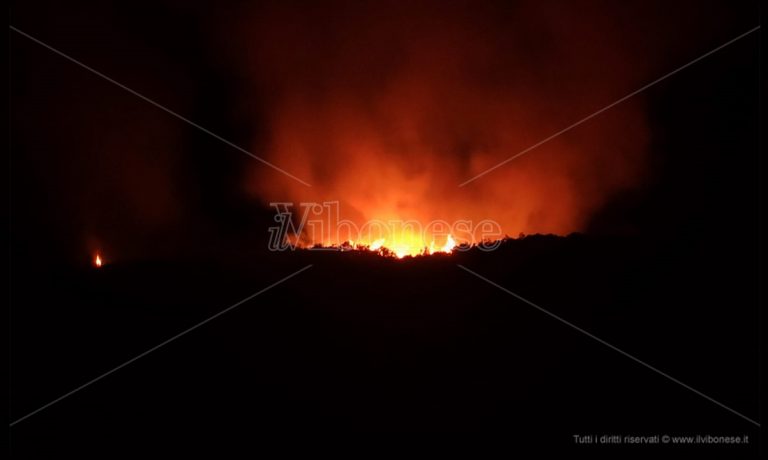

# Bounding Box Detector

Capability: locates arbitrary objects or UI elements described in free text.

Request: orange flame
[349,234,456,258]
[94,253,103,267]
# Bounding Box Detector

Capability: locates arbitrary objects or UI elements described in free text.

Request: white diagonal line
[457,264,759,427]
[10,264,313,427]
[459,25,760,187]
[9,25,312,187]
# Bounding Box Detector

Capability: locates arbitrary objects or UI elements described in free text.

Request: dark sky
[9,0,760,267]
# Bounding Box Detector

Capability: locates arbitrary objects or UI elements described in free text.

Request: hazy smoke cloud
[230,0,664,242]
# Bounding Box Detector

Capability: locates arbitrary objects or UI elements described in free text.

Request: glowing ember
[94,253,103,267]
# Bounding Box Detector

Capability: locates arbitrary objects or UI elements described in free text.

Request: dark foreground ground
[9,234,760,456]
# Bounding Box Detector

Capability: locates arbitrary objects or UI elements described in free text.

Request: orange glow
[94,253,103,267]
[244,1,649,246]
[374,233,455,258]
[320,233,457,259]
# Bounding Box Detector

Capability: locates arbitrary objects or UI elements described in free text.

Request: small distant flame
[94,253,103,267]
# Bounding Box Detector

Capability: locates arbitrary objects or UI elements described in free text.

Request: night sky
[10,0,760,263]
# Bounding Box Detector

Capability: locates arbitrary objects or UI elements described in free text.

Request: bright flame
[441,234,457,253]
[426,234,457,255]
[94,253,103,267]
[346,234,456,258]
[369,238,386,251]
